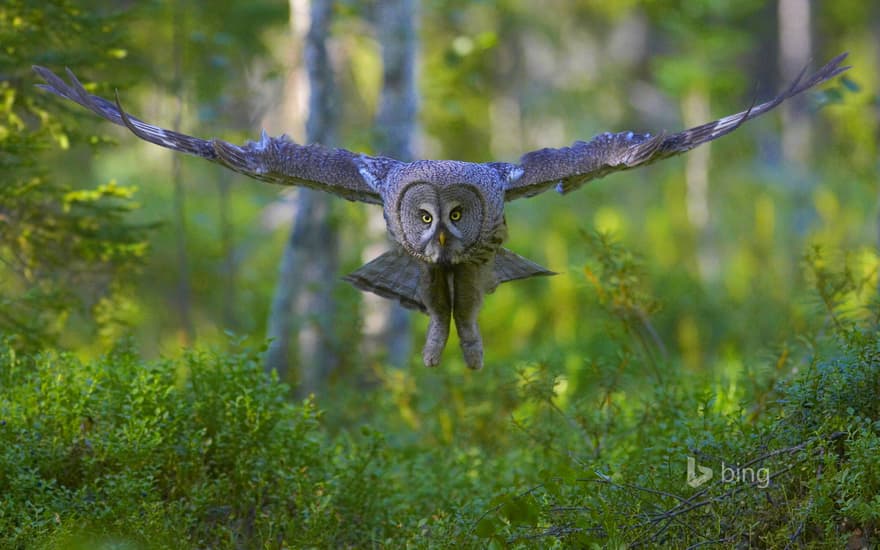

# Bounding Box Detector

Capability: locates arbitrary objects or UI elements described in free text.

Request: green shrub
[463,243,880,548]
[0,340,394,548]
[2,241,879,549]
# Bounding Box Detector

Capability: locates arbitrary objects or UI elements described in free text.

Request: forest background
[1,0,879,547]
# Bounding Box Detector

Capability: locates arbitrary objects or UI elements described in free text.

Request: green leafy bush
[0,340,394,548]
[2,238,878,549]
[461,241,880,548]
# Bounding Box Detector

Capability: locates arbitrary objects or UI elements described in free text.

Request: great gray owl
[33,53,848,370]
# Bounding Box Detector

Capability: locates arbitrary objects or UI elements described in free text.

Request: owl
[33,53,848,370]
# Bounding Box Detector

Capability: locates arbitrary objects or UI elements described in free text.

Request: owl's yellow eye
[449,208,462,222]
[420,211,433,224]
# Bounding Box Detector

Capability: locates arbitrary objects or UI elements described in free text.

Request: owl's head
[398,181,484,264]
[366,157,504,264]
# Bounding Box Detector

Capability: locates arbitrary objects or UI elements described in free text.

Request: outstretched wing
[500,53,850,202]
[33,66,400,205]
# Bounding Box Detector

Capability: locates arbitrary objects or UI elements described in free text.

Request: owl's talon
[460,340,483,370]
[422,348,442,368]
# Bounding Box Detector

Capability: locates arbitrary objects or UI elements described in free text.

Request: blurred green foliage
[0,1,154,351]
[2,0,880,547]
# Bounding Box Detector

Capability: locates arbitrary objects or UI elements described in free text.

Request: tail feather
[343,249,427,313]
[492,248,555,289]
[344,248,555,314]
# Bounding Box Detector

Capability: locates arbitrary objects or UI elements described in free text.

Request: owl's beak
[438,230,447,247]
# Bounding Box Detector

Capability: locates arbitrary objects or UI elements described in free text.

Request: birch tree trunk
[777,0,814,243]
[361,0,419,367]
[778,0,812,165]
[682,87,718,281]
[265,0,340,393]
[170,3,195,343]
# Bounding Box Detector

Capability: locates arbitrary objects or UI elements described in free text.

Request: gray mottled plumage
[33,53,849,369]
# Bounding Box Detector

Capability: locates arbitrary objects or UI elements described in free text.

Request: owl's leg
[452,262,491,370]
[419,265,452,367]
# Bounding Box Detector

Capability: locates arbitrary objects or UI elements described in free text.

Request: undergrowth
[1,242,878,549]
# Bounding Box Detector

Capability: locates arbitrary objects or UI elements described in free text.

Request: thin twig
[579,476,688,503]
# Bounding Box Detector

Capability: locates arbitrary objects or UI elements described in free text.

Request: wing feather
[501,53,850,201]
[33,66,397,205]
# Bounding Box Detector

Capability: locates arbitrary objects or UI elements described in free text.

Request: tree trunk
[217,169,237,331]
[778,0,812,165]
[171,2,195,344]
[682,87,718,281]
[777,0,814,242]
[265,0,340,392]
[361,0,419,367]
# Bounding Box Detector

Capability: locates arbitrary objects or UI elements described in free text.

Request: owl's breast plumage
[459,214,506,265]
